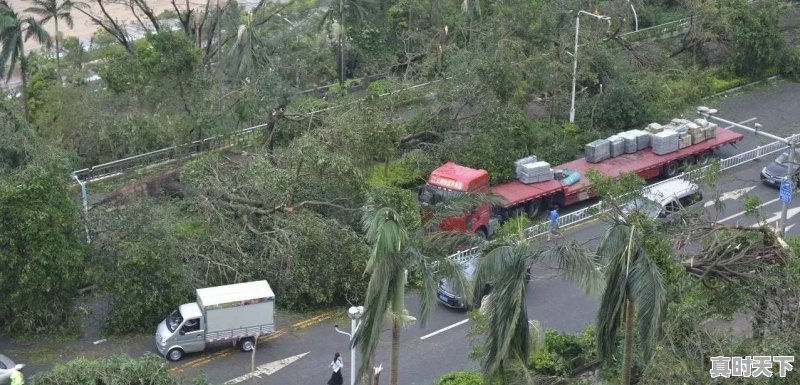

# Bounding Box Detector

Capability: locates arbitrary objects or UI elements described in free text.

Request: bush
[368,151,435,189]
[780,47,800,81]
[494,214,536,240]
[31,354,179,385]
[436,371,483,385]
[529,325,597,376]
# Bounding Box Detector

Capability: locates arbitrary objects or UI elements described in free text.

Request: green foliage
[367,151,433,189]
[529,326,597,377]
[730,0,786,78]
[31,354,179,385]
[91,200,196,334]
[180,152,370,312]
[780,46,800,81]
[436,371,483,385]
[0,99,40,171]
[494,214,534,241]
[437,106,583,183]
[742,194,762,219]
[366,79,392,95]
[0,159,87,335]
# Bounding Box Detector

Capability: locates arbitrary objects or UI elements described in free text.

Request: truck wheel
[661,161,679,178]
[239,337,256,352]
[696,150,712,165]
[476,227,489,239]
[526,199,542,219]
[167,348,184,362]
[681,155,695,170]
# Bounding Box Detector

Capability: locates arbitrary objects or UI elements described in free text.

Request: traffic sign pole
[779,140,796,237]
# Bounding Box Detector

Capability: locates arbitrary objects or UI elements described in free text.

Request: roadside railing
[446,135,791,263]
[71,124,267,182]
[618,17,691,42]
[71,80,440,183]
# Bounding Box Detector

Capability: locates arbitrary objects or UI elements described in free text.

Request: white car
[0,354,22,385]
[622,179,703,221]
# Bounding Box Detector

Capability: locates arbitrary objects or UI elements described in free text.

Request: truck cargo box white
[198,281,275,342]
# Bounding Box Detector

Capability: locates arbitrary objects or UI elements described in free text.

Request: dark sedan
[761,151,800,188]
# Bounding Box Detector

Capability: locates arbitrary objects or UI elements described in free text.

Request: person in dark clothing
[327,352,344,385]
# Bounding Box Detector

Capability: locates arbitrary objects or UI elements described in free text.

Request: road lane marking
[171,310,337,372]
[223,352,309,384]
[704,186,756,208]
[420,319,469,340]
[93,339,107,345]
[716,197,780,223]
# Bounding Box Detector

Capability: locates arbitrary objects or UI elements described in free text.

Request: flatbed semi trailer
[418,126,743,236]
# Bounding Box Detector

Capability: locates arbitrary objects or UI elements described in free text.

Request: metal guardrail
[71,124,267,182]
[618,17,691,42]
[71,79,441,183]
[447,136,792,263]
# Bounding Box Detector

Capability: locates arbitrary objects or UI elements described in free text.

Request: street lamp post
[697,106,796,236]
[570,11,611,123]
[334,306,364,385]
[629,0,639,31]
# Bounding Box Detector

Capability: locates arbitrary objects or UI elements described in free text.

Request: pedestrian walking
[10,364,25,385]
[327,352,344,385]
[547,205,560,240]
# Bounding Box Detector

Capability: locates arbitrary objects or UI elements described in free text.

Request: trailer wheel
[696,150,713,165]
[661,161,679,178]
[526,199,542,219]
[239,337,256,352]
[680,155,695,170]
[167,348,184,361]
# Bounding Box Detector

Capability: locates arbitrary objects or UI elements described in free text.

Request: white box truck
[155,280,275,361]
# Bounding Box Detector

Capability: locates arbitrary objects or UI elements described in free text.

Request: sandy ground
[6,0,229,50]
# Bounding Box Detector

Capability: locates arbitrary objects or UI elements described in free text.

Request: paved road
[5,80,800,385]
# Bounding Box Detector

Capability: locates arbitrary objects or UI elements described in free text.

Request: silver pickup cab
[156,280,275,361]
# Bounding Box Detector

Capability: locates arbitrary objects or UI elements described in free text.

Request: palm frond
[478,244,530,380]
[596,258,627,360]
[352,251,397,378]
[629,249,665,359]
[545,241,605,296]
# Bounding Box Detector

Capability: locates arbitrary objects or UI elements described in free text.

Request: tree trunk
[622,298,635,385]
[55,18,61,84]
[390,270,405,385]
[371,365,383,385]
[338,0,345,85]
[20,51,31,122]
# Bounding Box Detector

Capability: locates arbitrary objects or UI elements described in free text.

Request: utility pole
[697,106,796,236]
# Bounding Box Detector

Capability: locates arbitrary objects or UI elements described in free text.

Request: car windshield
[418,183,465,206]
[166,309,183,333]
[622,198,662,219]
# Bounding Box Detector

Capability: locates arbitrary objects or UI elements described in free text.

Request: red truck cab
[418,162,494,236]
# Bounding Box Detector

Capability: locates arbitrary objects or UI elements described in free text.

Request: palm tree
[318,0,372,85]
[0,1,51,119]
[352,200,472,385]
[473,238,603,384]
[596,223,666,385]
[25,0,73,83]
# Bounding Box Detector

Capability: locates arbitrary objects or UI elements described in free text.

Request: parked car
[761,150,800,188]
[0,354,22,385]
[436,257,531,309]
[622,179,703,222]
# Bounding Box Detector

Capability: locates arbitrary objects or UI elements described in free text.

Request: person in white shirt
[327,352,344,385]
